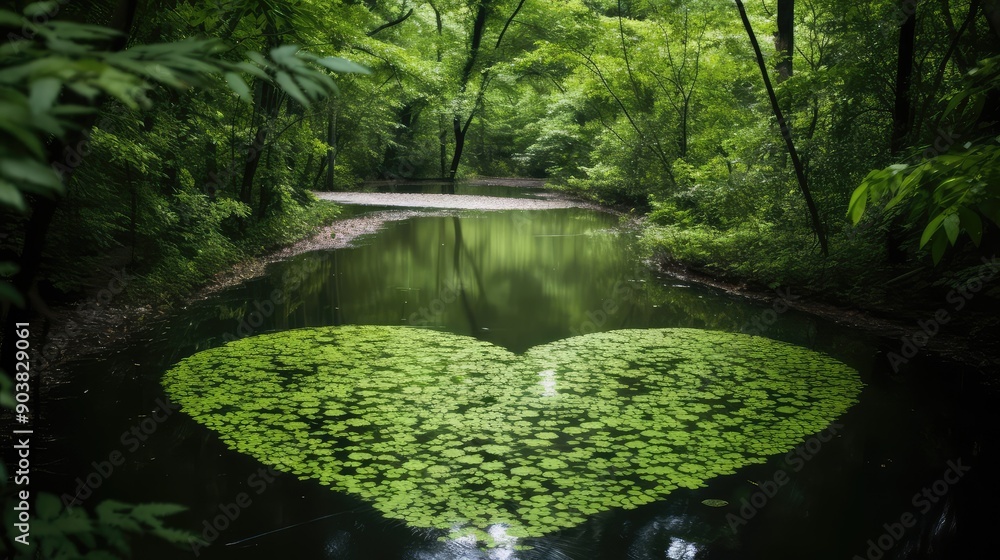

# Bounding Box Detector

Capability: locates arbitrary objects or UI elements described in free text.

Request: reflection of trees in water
[231,211,839,353]
[453,216,482,335]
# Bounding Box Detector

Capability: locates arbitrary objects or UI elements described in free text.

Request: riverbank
[640,223,1000,377]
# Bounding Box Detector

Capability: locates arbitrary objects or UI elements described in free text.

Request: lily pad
[163,326,862,542]
[701,499,730,507]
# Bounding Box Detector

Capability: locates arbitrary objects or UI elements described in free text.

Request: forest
[1,0,999,558]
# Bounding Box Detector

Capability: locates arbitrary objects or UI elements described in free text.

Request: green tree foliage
[850,55,1000,263]
[0,1,361,555]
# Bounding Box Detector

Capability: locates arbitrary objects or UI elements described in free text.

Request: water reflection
[215,209,844,356]
[538,369,558,397]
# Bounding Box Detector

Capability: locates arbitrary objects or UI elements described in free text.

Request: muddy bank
[652,254,1000,377]
[196,209,457,297]
[35,208,442,370]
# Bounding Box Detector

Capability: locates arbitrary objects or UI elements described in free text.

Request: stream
[37,184,996,560]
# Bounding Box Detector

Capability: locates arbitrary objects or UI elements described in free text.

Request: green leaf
[46,21,122,41]
[23,1,58,17]
[224,72,251,102]
[919,213,946,248]
[130,503,187,525]
[0,158,63,191]
[942,213,960,245]
[0,10,24,27]
[235,61,269,80]
[274,71,309,106]
[847,185,867,223]
[270,45,300,66]
[151,526,199,545]
[95,500,131,518]
[29,77,61,114]
[43,507,91,534]
[0,179,27,211]
[246,51,269,68]
[66,81,102,100]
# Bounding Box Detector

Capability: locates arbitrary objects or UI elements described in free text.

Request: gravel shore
[313,191,595,210]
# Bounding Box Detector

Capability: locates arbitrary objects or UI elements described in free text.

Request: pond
[39,194,995,559]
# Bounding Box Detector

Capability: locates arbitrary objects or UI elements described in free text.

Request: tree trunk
[776,0,794,82]
[982,0,1000,41]
[325,106,337,190]
[430,2,448,178]
[439,114,448,178]
[239,79,279,206]
[891,1,917,155]
[448,2,490,181]
[446,0,525,180]
[680,97,689,158]
[449,116,468,181]
[256,145,274,220]
[735,0,828,255]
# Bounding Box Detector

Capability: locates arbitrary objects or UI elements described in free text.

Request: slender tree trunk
[128,164,137,263]
[325,106,337,190]
[449,117,468,181]
[776,0,794,82]
[680,97,690,158]
[447,0,525,180]
[299,151,314,188]
[918,0,979,138]
[448,2,490,181]
[256,145,274,220]
[735,0,828,255]
[891,1,917,155]
[439,115,448,178]
[982,0,1000,40]
[239,79,279,206]
[205,140,218,199]
[429,2,448,178]
[239,125,266,205]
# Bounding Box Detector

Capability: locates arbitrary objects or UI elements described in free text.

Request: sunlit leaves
[849,56,1000,264]
[849,141,1000,263]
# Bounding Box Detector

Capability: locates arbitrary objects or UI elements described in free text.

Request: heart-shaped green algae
[163,326,862,543]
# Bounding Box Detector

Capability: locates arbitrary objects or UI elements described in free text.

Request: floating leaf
[701,499,729,507]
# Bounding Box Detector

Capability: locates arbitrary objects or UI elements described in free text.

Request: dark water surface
[38,203,996,559]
